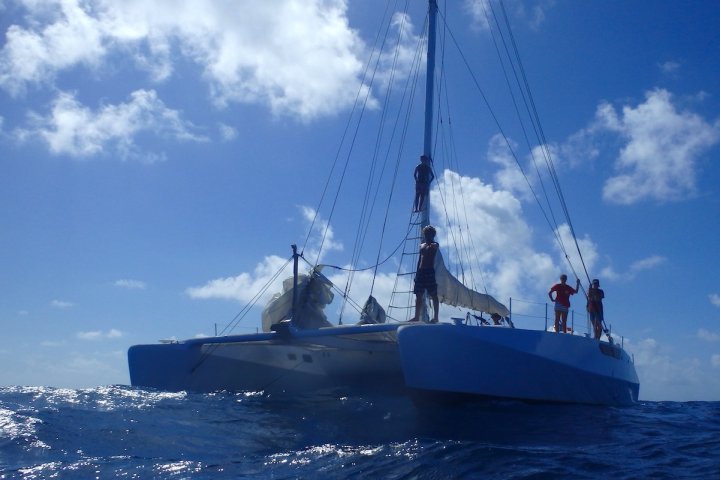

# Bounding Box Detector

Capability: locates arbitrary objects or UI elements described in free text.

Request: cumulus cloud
[487,134,532,200]
[77,329,123,340]
[591,89,720,204]
[553,223,599,281]
[114,279,147,290]
[0,0,417,120]
[16,89,205,161]
[433,169,556,306]
[185,254,291,304]
[628,336,720,401]
[186,206,345,304]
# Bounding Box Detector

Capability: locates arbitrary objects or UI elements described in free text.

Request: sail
[433,250,510,317]
[261,268,334,332]
[357,295,387,325]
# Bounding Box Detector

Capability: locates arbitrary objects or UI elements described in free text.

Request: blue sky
[1,0,719,402]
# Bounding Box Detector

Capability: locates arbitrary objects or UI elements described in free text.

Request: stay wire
[302,0,395,263]
[497,0,590,283]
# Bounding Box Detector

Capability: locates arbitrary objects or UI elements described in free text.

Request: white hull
[397,323,639,406]
[128,324,403,394]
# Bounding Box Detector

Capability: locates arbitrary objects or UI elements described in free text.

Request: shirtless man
[412,225,440,323]
[413,155,435,212]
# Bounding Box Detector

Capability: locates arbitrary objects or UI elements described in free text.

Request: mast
[420,0,438,230]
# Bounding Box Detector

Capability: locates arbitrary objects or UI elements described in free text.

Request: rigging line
[497,0,590,282]
[322,217,416,274]
[218,256,293,336]
[366,15,427,296]
[425,9,480,292]
[190,255,294,372]
[432,29,482,293]
[348,0,413,270]
[338,0,413,319]
[368,10,427,291]
[483,0,563,241]
[484,2,579,282]
[433,16,488,296]
[438,7,573,279]
[303,0,394,262]
[346,0,418,301]
[439,106,487,295]
[483,1,572,268]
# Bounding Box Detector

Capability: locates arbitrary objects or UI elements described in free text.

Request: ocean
[1,386,718,479]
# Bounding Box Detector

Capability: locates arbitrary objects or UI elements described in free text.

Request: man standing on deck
[548,274,580,333]
[587,279,605,340]
[412,225,439,323]
[413,155,434,212]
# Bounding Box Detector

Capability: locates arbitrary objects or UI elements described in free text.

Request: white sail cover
[357,295,386,325]
[434,250,510,317]
[261,269,334,332]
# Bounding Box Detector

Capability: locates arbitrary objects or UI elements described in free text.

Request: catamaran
[128,0,639,405]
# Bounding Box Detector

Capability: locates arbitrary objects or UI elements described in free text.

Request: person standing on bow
[587,278,605,340]
[548,274,580,333]
[413,155,435,212]
[412,225,439,323]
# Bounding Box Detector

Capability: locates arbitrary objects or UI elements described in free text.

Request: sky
[1,0,719,402]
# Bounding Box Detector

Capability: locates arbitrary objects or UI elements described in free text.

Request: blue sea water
[1,386,718,479]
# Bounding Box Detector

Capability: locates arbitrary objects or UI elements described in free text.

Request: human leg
[560,311,569,333]
[554,309,561,332]
[430,294,439,323]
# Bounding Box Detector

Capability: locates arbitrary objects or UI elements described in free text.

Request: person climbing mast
[413,155,435,212]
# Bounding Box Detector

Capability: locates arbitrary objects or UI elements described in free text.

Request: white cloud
[553,224,599,282]
[712,354,720,368]
[697,329,720,342]
[51,299,74,308]
[628,337,720,401]
[16,89,205,161]
[465,0,550,32]
[0,0,417,120]
[487,134,532,200]
[0,0,106,95]
[593,89,720,204]
[600,255,666,281]
[186,206,345,304]
[186,254,291,304]
[709,293,720,307]
[433,169,556,306]
[76,329,123,340]
[299,206,344,264]
[114,279,146,290]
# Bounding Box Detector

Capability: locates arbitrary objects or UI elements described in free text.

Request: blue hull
[128,324,403,394]
[397,324,640,406]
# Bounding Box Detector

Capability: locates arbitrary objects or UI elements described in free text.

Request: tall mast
[420,0,437,229]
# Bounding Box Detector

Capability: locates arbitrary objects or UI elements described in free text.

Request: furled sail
[357,295,387,325]
[434,250,510,317]
[261,268,334,332]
